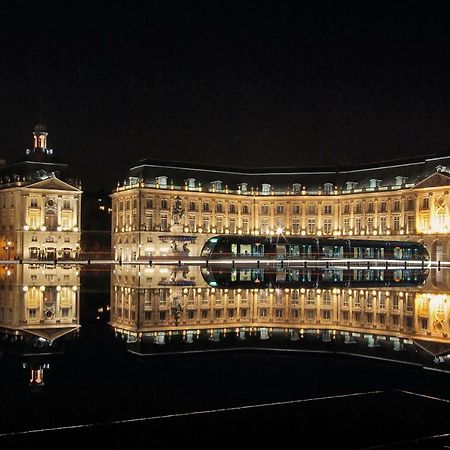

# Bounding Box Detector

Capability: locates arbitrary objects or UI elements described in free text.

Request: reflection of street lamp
[4,241,13,260]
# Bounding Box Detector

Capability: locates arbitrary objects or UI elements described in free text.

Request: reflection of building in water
[0,125,82,260]
[110,265,450,359]
[112,157,450,261]
[0,264,80,388]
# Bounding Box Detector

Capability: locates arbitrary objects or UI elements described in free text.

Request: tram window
[252,269,264,282]
[231,269,238,282]
[393,270,402,282]
[253,243,263,256]
[240,244,251,255]
[322,245,344,258]
[393,247,402,259]
[239,269,252,281]
[231,244,238,255]
[301,269,313,282]
[289,269,300,282]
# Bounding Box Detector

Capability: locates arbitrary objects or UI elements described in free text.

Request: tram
[201,235,430,261]
[201,266,429,288]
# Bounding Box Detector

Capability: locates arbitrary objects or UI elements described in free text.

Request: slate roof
[127,154,450,192]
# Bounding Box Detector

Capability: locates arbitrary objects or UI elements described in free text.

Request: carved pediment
[24,325,80,341]
[414,172,450,189]
[413,339,450,357]
[25,176,81,192]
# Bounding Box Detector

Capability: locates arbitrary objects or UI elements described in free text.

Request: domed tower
[32,123,48,153]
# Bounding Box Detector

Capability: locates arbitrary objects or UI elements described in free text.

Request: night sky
[2,0,450,191]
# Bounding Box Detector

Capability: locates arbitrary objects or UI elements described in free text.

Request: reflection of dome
[33,123,47,133]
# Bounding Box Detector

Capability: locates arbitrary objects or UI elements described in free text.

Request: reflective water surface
[2,263,450,447]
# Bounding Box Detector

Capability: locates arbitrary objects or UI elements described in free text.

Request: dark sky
[1,0,450,191]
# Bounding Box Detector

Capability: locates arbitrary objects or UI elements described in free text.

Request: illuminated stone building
[0,264,80,338]
[0,263,80,388]
[111,156,450,261]
[109,264,450,352]
[0,125,82,260]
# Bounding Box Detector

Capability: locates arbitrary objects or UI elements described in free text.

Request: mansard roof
[0,160,80,190]
[127,154,450,192]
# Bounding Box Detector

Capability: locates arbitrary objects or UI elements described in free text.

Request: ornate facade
[0,125,82,260]
[111,157,450,261]
[0,263,80,388]
[109,264,450,358]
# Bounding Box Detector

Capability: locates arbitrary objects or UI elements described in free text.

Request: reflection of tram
[201,235,430,261]
[201,267,429,288]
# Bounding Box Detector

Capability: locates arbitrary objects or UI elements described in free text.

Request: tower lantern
[33,123,48,151]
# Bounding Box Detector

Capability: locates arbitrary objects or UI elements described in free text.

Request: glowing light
[72,286,78,291]
[40,226,46,231]
[39,286,45,292]
[23,286,28,292]
[56,285,61,291]
[57,226,62,232]
[276,226,284,235]
[23,225,29,231]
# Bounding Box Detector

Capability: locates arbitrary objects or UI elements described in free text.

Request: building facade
[0,125,82,260]
[110,264,450,351]
[111,156,450,261]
